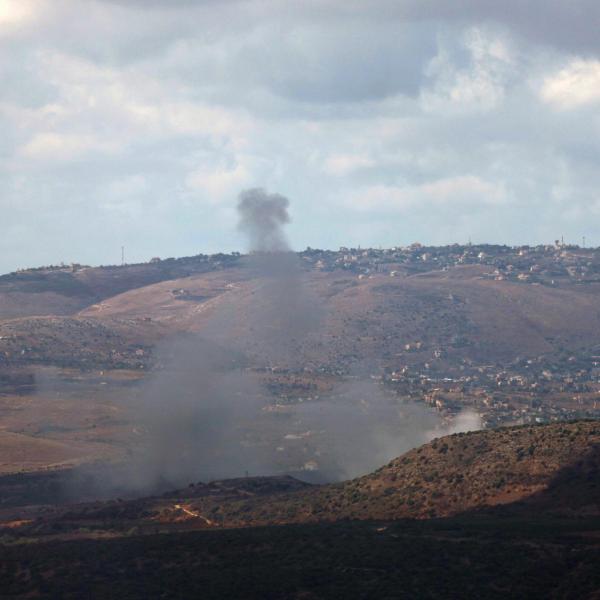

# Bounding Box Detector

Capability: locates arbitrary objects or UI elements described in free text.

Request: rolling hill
[1,421,599,599]
[2,420,598,533]
[2,248,600,479]
[3,260,600,373]
[146,419,600,527]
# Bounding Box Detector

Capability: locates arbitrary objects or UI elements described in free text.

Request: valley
[1,245,600,480]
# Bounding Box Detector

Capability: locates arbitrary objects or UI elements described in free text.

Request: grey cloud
[311,1,600,56]
[15,1,596,105]
[0,0,599,275]
[99,0,600,57]
[20,0,598,77]
[442,0,600,56]
[99,0,238,7]
[238,23,437,103]
[136,20,437,106]
[331,0,599,57]
[0,59,58,108]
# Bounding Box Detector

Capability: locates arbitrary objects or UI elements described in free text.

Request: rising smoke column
[236,188,321,368]
[136,189,298,488]
[122,189,304,492]
[64,191,301,498]
[93,189,304,497]
[237,188,291,252]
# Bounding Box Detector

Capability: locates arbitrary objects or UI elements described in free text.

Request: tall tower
[121,246,125,266]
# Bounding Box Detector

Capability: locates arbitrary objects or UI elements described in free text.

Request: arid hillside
[1,421,599,599]
[0,254,239,320]
[1,250,600,478]
[141,419,600,527]
[2,420,598,537]
[3,262,600,374]
[316,419,600,520]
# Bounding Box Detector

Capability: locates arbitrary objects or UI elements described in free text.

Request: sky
[0,0,599,273]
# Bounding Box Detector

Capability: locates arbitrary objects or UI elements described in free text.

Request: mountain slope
[4,420,598,537]
[158,420,600,526]
[4,256,600,373]
[0,255,238,320]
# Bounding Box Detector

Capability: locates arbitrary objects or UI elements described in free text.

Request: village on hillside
[2,242,600,431]
[299,240,600,285]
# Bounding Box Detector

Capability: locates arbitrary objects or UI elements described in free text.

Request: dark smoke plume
[237,188,291,252]
[236,187,321,368]
[63,189,301,498]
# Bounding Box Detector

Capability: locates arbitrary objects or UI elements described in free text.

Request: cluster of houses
[294,243,600,427]
[13,242,599,289]
[299,242,600,285]
[379,347,600,427]
[4,243,600,429]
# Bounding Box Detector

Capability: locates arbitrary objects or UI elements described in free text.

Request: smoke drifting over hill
[69,189,305,495]
[131,337,270,485]
[66,188,479,498]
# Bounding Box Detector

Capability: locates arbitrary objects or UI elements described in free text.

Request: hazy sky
[1,0,599,272]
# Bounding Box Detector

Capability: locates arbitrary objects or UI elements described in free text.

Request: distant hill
[316,419,600,520]
[2,247,600,479]
[3,258,600,374]
[0,254,239,320]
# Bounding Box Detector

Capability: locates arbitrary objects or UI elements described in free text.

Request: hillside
[322,419,600,519]
[5,262,599,378]
[3,517,600,599]
[140,420,599,527]
[1,421,599,598]
[4,245,600,374]
[2,420,598,537]
[77,265,600,369]
[0,316,157,369]
[0,254,239,320]
[1,247,600,478]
